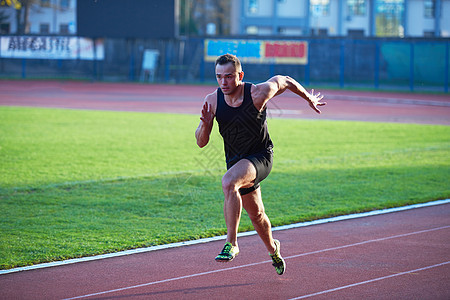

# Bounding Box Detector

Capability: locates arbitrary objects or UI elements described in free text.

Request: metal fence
[1,36,448,92]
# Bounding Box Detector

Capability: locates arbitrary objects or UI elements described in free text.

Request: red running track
[0,80,449,299]
[0,203,449,299]
[0,80,449,125]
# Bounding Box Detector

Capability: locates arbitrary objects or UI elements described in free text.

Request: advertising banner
[205,39,308,65]
[0,36,104,60]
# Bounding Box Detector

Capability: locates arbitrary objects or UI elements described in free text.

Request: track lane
[1,203,448,299]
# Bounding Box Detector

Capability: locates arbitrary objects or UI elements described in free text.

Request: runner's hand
[308,89,326,114]
[200,102,214,125]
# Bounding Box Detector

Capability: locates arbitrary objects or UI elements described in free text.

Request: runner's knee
[248,208,266,223]
[222,174,238,195]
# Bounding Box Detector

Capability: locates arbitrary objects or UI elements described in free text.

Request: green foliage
[0,107,449,269]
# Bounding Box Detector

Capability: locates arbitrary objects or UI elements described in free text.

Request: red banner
[264,41,307,64]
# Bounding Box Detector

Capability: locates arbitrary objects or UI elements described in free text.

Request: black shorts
[227,149,273,196]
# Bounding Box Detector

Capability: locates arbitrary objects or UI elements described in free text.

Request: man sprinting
[195,54,326,275]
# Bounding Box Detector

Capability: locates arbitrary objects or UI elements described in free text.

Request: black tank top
[216,82,273,165]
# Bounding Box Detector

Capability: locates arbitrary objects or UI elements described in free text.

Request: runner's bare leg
[221,159,256,247]
[242,187,276,254]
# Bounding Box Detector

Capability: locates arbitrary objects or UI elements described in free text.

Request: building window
[278,27,303,36]
[60,24,69,34]
[347,0,366,16]
[347,29,365,37]
[424,0,439,18]
[246,26,258,35]
[40,23,50,34]
[40,0,50,7]
[60,0,70,9]
[375,0,404,37]
[248,0,258,15]
[0,23,10,34]
[246,26,271,35]
[310,28,328,36]
[311,0,330,17]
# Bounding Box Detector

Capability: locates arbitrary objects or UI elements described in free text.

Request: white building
[0,0,76,35]
[1,0,449,37]
[231,0,450,37]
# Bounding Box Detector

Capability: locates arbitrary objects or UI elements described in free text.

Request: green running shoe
[215,242,239,262]
[270,239,286,275]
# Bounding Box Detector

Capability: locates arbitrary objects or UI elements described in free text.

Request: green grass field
[1,106,449,269]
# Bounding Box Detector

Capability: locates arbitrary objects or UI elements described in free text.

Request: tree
[0,0,44,34]
[15,0,36,34]
[179,0,198,36]
[0,10,10,24]
[210,0,230,35]
[0,0,22,9]
[179,0,231,36]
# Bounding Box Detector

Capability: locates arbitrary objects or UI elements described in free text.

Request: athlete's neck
[224,84,245,107]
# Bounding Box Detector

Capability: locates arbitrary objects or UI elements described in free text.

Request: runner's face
[215,63,243,95]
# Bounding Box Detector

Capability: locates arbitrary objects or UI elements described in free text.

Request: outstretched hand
[200,102,214,125]
[308,89,326,114]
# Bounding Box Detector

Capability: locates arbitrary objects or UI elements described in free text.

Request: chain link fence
[1,36,448,92]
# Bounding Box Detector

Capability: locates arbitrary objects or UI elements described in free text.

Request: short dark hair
[215,54,242,71]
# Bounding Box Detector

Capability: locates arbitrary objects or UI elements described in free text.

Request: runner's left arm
[253,75,326,114]
[195,98,215,148]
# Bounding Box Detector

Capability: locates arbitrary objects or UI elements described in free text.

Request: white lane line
[288,261,450,300]
[323,94,450,107]
[268,108,303,116]
[284,225,450,260]
[272,199,450,233]
[61,225,450,300]
[62,261,266,300]
[1,199,449,275]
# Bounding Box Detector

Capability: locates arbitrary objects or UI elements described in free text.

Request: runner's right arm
[195,94,215,148]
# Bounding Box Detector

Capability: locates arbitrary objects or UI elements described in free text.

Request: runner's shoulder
[204,90,218,113]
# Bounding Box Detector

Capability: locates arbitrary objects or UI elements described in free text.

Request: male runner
[195,54,325,275]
